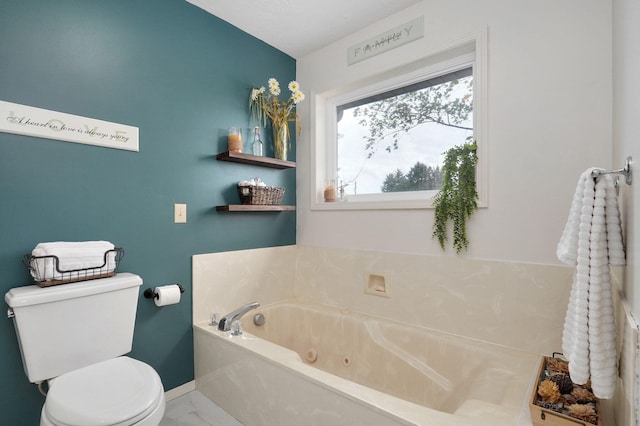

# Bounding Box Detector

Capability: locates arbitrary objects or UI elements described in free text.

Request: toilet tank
[5,273,143,383]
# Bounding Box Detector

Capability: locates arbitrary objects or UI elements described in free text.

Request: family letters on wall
[348,17,424,65]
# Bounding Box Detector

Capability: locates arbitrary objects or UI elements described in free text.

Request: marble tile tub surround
[192,246,297,324]
[193,245,572,355]
[295,246,573,355]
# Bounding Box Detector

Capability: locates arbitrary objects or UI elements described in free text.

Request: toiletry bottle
[252,127,263,156]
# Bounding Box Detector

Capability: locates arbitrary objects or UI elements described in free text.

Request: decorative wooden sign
[348,17,424,65]
[0,100,139,151]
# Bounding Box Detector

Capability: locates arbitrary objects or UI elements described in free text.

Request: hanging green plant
[432,141,479,253]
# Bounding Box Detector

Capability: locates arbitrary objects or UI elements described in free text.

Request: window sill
[311,198,435,211]
[311,194,487,211]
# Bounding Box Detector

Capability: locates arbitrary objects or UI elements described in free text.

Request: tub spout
[218,302,260,332]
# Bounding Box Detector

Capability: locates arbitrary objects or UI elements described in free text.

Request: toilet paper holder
[143,284,185,300]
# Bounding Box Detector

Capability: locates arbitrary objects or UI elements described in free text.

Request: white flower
[268,78,281,96]
[291,90,305,104]
[288,81,300,92]
[251,87,265,101]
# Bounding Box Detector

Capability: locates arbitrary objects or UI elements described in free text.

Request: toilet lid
[44,356,163,426]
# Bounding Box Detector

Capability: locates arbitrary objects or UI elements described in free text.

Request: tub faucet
[218,302,260,332]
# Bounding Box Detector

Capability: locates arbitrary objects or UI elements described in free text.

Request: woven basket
[237,185,285,205]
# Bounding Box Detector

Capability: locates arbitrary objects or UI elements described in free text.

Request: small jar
[228,127,242,153]
[324,181,336,202]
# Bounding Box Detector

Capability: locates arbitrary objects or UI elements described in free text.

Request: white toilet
[5,273,166,426]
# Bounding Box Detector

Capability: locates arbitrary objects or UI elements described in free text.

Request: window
[311,34,486,210]
[336,67,473,197]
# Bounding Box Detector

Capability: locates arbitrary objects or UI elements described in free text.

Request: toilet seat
[42,356,164,426]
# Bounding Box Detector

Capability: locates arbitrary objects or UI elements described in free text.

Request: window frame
[310,32,487,211]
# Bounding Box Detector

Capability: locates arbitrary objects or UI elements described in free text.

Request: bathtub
[194,301,540,425]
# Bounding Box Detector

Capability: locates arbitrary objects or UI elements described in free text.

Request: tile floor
[160,391,243,426]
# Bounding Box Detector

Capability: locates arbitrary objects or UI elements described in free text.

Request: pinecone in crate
[546,357,570,374]
[538,379,561,403]
[550,373,574,394]
[572,387,596,404]
[567,404,598,425]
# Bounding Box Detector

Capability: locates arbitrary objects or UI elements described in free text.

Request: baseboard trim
[164,380,196,401]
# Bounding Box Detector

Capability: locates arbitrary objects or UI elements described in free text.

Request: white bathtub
[194,301,540,425]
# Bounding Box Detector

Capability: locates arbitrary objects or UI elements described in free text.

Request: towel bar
[591,156,633,186]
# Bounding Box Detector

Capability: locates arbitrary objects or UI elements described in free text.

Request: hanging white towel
[556,169,595,265]
[557,171,625,399]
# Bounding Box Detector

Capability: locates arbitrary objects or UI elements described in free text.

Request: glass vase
[272,121,289,161]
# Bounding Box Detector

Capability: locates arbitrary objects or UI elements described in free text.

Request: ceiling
[185,0,423,59]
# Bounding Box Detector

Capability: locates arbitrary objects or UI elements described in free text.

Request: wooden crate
[529,356,601,426]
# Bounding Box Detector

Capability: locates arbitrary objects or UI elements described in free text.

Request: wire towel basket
[23,247,125,287]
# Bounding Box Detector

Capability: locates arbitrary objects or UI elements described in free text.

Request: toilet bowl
[40,357,165,426]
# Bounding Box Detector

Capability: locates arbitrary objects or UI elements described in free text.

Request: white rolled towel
[30,241,117,281]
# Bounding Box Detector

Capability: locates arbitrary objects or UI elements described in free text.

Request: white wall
[613,0,639,320]
[612,3,640,422]
[296,0,612,265]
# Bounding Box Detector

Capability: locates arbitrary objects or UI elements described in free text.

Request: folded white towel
[558,172,624,399]
[30,241,117,282]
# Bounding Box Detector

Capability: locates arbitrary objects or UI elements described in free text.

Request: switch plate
[174,203,187,223]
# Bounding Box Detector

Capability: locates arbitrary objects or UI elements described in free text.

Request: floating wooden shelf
[216,205,296,212]
[215,152,295,211]
[216,151,295,169]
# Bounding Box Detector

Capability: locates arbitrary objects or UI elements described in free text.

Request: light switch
[174,203,187,223]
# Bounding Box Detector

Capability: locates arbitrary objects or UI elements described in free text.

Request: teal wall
[0,0,296,423]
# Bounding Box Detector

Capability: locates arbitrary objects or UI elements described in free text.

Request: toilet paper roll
[154,285,181,307]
